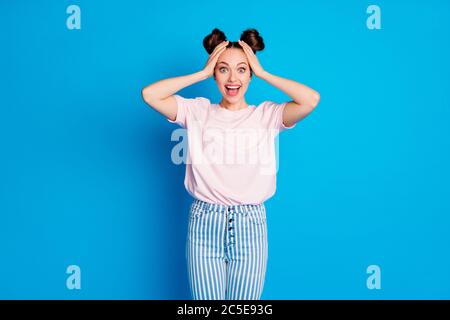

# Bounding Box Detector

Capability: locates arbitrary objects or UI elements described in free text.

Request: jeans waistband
[191,198,265,214]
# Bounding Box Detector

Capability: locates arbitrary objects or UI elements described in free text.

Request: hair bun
[240,28,265,53]
[203,28,227,54]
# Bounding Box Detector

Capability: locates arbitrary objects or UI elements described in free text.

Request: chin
[223,95,241,102]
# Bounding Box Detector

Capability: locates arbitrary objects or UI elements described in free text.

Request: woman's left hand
[238,40,265,78]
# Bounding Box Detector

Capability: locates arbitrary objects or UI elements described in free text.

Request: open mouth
[224,85,241,97]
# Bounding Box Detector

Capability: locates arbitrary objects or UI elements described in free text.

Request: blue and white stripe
[186,198,268,300]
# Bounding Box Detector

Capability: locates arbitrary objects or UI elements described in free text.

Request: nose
[228,70,237,82]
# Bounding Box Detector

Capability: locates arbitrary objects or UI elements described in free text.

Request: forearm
[142,70,208,101]
[259,70,320,107]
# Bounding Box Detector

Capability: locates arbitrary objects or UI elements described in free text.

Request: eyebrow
[217,62,248,66]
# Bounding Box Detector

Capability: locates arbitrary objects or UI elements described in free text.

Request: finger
[209,46,227,65]
[239,41,249,52]
[239,40,251,54]
[241,46,252,58]
[209,44,228,61]
[211,44,227,59]
[216,40,229,51]
[209,46,226,59]
[239,40,248,48]
[244,47,255,58]
[242,43,254,55]
[240,41,255,55]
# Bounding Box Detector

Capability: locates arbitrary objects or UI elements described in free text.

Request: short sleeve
[166,94,209,128]
[263,101,296,133]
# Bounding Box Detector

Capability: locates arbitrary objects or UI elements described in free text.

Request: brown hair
[203,28,265,54]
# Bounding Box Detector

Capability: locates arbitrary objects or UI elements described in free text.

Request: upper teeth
[226,86,240,89]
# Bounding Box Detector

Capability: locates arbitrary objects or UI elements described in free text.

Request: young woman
[141,28,320,300]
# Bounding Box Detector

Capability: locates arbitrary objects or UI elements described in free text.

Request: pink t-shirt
[167,94,295,205]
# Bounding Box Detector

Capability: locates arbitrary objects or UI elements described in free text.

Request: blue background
[1,0,449,299]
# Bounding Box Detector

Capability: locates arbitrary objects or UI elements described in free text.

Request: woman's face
[214,48,251,104]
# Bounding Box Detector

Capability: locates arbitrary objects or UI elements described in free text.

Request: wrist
[258,70,270,79]
[197,70,209,81]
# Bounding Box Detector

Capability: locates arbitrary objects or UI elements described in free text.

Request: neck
[219,99,248,111]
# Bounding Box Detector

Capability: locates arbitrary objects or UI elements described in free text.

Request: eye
[219,67,227,73]
[238,67,246,73]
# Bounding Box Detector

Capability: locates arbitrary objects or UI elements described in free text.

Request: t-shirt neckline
[213,103,255,113]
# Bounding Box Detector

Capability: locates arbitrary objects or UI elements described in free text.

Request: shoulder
[252,100,291,130]
[174,94,211,108]
[255,100,287,114]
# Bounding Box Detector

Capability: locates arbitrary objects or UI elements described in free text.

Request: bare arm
[238,40,320,128]
[141,40,229,121]
[141,71,208,121]
[259,71,320,127]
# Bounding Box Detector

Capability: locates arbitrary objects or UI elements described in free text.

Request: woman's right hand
[201,40,229,78]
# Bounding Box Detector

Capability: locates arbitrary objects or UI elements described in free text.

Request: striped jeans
[186,198,268,300]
